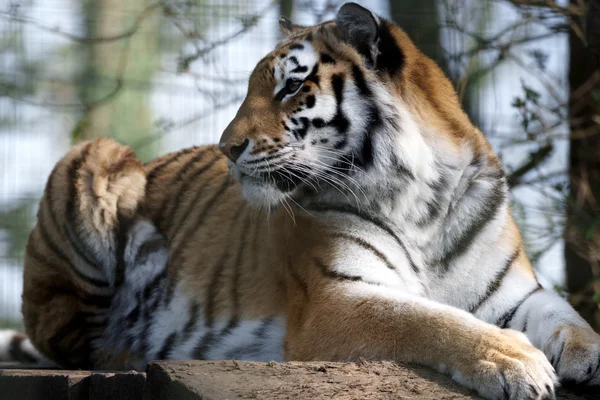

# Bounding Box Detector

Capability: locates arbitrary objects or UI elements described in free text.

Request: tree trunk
[389,0,446,71]
[77,0,160,162]
[565,0,600,331]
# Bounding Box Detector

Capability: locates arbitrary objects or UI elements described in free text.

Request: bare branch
[169,1,277,72]
[131,94,246,151]
[504,0,585,17]
[507,144,554,187]
[0,2,162,44]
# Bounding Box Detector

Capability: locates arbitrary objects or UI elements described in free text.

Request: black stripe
[180,301,201,344]
[350,65,380,169]
[439,177,506,271]
[254,316,274,339]
[139,269,167,357]
[43,159,98,273]
[332,138,348,150]
[328,74,350,134]
[164,157,226,240]
[320,53,336,64]
[192,314,240,360]
[376,20,405,76]
[39,163,106,287]
[142,268,167,301]
[116,215,135,287]
[219,318,240,338]
[245,151,288,165]
[293,117,310,140]
[351,65,372,97]
[63,224,105,273]
[496,285,542,329]
[47,312,92,369]
[227,213,252,330]
[168,176,233,258]
[146,147,198,187]
[222,317,274,360]
[305,63,320,87]
[132,234,166,266]
[26,238,111,297]
[314,257,371,283]
[310,204,419,275]
[203,206,246,328]
[64,144,106,274]
[289,43,304,50]
[148,147,207,222]
[415,174,448,227]
[167,148,219,186]
[50,283,112,309]
[33,212,110,288]
[287,56,299,66]
[159,151,221,232]
[169,147,213,188]
[157,332,177,359]
[469,248,520,314]
[332,233,396,271]
[126,303,141,326]
[193,331,216,360]
[77,286,112,308]
[291,65,308,73]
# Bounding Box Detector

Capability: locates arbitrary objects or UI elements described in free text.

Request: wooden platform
[1,360,598,400]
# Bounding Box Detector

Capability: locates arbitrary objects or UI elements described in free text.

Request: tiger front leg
[285,282,557,400]
[499,288,600,386]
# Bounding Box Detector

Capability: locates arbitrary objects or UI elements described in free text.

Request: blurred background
[0,0,599,330]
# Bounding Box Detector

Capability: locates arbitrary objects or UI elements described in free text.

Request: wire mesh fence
[0,0,578,326]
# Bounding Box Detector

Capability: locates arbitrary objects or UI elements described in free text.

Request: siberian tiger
[2,3,599,399]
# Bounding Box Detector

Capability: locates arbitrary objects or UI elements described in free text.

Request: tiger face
[219,3,471,209]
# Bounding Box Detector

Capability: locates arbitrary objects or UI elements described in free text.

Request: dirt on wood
[145,359,600,400]
[2,360,598,399]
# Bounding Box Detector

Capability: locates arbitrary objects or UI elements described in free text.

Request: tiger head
[219,2,484,209]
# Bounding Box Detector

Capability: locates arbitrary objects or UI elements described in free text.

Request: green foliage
[511,82,543,135]
[0,318,24,330]
[528,50,549,71]
[0,198,36,261]
[70,117,90,144]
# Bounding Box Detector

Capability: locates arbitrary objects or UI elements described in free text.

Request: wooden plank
[0,369,145,400]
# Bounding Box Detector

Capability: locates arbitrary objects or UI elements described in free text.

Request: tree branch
[507,143,554,187]
[0,2,162,44]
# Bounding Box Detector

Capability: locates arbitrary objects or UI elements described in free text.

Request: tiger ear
[279,16,304,36]
[335,2,379,69]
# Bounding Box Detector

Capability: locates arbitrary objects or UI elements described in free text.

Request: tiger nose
[220,138,250,163]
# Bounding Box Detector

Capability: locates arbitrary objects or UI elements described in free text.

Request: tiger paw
[543,325,600,385]
[454,328,557,399]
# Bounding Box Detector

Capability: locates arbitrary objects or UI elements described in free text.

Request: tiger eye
[286,80,302,93]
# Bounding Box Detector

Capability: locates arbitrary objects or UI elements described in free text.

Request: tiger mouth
[240,167,309,193]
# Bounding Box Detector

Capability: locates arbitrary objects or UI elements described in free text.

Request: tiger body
[12,3,600,399]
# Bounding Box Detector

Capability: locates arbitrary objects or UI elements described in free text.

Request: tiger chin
[12,3,600,399]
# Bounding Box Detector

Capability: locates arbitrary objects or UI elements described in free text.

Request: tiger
[2,3,599,399]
